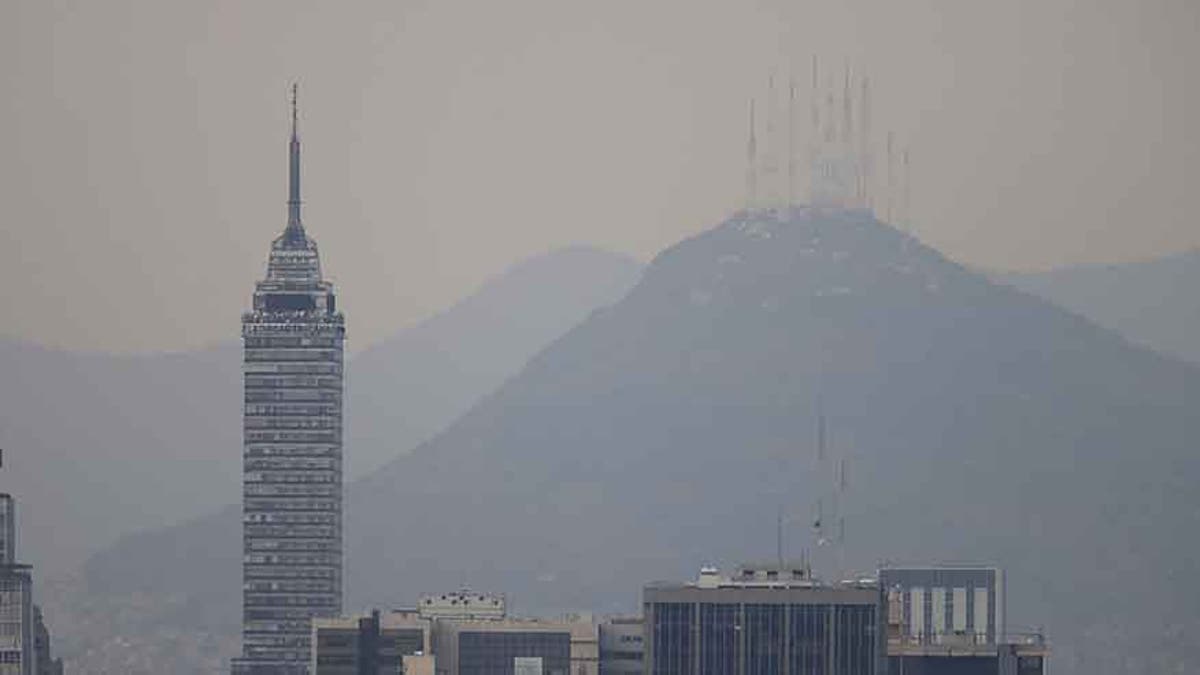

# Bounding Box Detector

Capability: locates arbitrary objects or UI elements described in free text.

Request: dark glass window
[264,293,316,311]
[651,603,694,675]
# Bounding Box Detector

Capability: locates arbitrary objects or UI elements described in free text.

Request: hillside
[995,249,1200,364]
[0,245,639,580]
[82,209,1199,674]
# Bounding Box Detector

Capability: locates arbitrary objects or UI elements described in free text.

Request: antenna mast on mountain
[809,55,819,205]
[788,73,797,207]
[859,74,872,212]
[764,71,780,207]
[903,147,912,233]
[886,131,895,224]
[746,98,758,210]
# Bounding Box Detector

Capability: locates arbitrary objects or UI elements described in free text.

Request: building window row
[244,445,339,457]
[244,484,339,497]
[245,337,341,349]
[244,431,340,443]
[244,498,339,512]
[244,524,337,538]
[246,539,341,552]
[244,375,342,389]
[246,390,341,403]
[244,417,341,431]
[244,471,338,485]
[245,404,340,416]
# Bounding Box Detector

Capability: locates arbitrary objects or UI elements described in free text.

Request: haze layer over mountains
[67,208,1200,674]
[0,246,641,578]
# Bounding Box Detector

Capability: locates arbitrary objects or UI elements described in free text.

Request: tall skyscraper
[0,494,15,566]
[0,494,36,675]
[234,87,346,674]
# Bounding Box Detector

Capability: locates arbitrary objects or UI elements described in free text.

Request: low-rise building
[598,616,642,674]
[432,617,596,675]
[312,609,430,674]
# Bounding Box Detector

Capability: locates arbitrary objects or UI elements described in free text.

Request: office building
[0,495,13,566]
[311,610,430,674]
[0,563,33,675]
[432,617,597,675]
[643,563,883,675]
[0,494,46,675]
[880,566,1047,675]
[312,593,598,675]
[32,607,62,675]
[597,616,642,674]
[234,87,347,674]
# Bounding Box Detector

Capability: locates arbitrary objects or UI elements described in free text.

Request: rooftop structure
[432,616,598,675]
[417,590,506,622]
[880,566,1047,674]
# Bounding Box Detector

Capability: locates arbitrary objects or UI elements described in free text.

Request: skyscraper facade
[0,494,35,675]
[234,88,346,674]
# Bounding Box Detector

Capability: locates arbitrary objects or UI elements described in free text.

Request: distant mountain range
[76,209,1200,674]
[995,249,1200,364]
[0,246,641,581]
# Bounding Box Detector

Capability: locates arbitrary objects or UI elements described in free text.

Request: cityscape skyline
[2,0,1198,353]
[0,2,1195,673]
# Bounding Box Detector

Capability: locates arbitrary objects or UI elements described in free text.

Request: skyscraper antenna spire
[285,82,304,241]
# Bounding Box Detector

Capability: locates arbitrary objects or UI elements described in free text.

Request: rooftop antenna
[745,98,758,210]
[285,82,305,239]
[777,505,785,568]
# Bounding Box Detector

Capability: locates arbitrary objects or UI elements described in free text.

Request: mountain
[0,338,242,577]
[995,249,1200,364]
[0,245,640,583]
[80,209,1199,674]
[346,245,644,478]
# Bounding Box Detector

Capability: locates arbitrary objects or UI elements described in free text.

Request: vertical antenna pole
[777,505,785,568]
[860,74,871,211]
[746,98,758,210]
[788,74,797,208]
[810,55,820,205]
[886,131,895,224]
[766,71,777,207]
[903,147,912,233]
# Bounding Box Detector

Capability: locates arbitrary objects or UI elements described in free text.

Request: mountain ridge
[74,210,1200,673]
[0,246,641,581]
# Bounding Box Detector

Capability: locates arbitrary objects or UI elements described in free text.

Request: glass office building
[234,90,346,674]
[644,565,883,675]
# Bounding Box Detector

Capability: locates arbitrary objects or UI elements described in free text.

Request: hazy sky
[2,0,1197,353]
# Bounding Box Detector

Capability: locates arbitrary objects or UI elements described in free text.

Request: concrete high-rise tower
[233,85,346,674]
